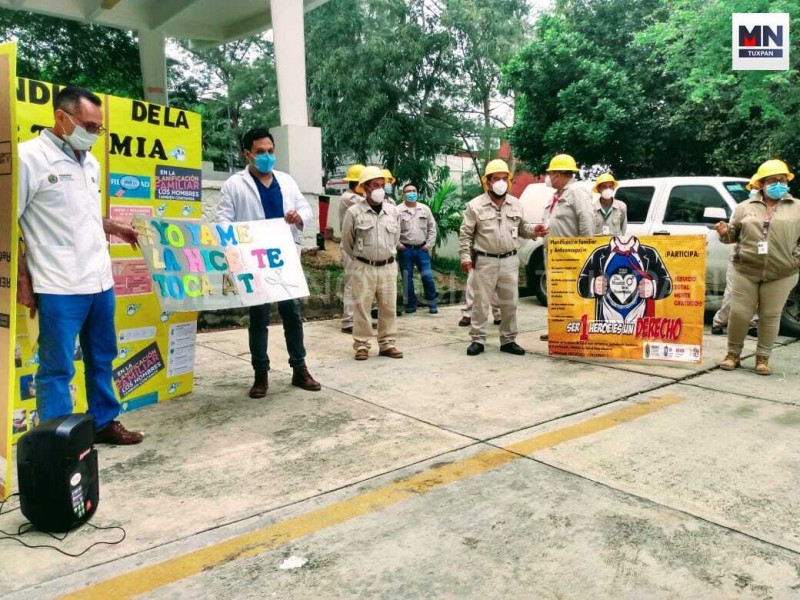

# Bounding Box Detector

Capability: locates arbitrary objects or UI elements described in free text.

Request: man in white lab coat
[216,128,321,398]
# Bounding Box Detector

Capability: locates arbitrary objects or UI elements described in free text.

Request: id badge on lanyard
[760,203,778,254]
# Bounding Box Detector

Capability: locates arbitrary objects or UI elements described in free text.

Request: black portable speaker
[17,414,100,533]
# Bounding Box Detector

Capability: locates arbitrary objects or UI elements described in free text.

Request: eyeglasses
[63,110,106,135]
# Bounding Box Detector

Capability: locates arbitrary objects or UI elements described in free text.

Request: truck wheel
[779,281,800,337]
[525,250,547,307]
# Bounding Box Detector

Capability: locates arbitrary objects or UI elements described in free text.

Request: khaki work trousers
[341,251,355,328]
[352,260,398,351]
[462,269,501,321]
[470,254,519,345]
[728,268,798,357]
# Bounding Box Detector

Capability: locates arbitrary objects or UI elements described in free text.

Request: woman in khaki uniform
[716,159,800,375]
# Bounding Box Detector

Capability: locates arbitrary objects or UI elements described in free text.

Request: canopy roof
[0,0,329,47]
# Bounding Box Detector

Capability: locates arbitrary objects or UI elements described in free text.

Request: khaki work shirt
[397,202,436,247]
[339,190,363,229]
[341,200,401,263]
[719,192,800,282]
[459,193,535,263]
[592,199,628,236]
[543,180,595,238]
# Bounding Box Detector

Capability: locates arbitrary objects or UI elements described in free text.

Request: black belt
[402,243,425,249]
[475,250,517,259]
[356,256,396,267]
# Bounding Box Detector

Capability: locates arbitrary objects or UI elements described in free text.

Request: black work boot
[249,371,268,398]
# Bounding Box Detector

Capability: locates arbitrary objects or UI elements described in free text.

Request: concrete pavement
[2,300,800,599]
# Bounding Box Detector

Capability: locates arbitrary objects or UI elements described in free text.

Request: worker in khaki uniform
[591,173,627,236]
[459,159,537,356]
[716,159,800,375]
[339,164,365,333]
[712,174,759,336]
[397,183,438,314]
[535,154,595,341]
[341,166,403,360]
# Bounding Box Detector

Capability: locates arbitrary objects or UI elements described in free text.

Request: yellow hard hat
[481,159,512,190]
[745,174,758,191]
[382,168,396,184]
[343,164,365,182]
[753,159,794,188]
[592,173,619,193]
[355,165,386,194]
[547,154,579,173]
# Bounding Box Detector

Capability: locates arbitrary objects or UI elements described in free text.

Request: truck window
[614,186,655,223]
[723,181,751,203]
[664,185,730,224]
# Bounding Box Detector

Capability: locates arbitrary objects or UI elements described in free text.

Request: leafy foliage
[506,0,800,178]
[420,166,467,250]
[0,8,143,99]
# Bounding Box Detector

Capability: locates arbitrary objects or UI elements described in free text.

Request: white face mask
[63,114,99,150]
[64,124,99,151]
[600,189,615,200]
[491,180,508,196]
[370,188,386,203]
[544,175,552,188]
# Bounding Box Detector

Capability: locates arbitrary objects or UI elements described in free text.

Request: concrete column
[269,0,323,247]
[270,0,309,126]
[138,29,169,106]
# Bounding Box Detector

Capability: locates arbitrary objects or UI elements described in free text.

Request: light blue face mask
[384,183,394,195]
[765,182,789,200]
[405,192,418,202]
[253,152,276,174]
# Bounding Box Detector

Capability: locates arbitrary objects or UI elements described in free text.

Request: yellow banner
[11,80,202,443]
[0,42,17,497]
[547,235,706,362]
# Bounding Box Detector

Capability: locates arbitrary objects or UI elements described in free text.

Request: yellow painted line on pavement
[62,395,683,600]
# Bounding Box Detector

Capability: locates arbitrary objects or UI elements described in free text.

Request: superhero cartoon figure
[578,236,672,323]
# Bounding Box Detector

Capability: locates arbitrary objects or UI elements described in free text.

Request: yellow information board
[547,235,706,362]
[10,78,202,444]
[0,42,18,498]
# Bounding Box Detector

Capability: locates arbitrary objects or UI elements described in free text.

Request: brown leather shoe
[355,348,369,361]
[249,372,268,398]
[458,316,471,327]
[539,334,549,341]
[341,326,353,334]
[292,366,321,391]
[95,421,143,445]
[378,347,403,359]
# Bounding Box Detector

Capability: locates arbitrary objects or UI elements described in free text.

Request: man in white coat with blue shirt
[216,128,321,398]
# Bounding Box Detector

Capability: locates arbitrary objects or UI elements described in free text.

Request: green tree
[174,37,278,171]
[506,0,800,178]
[306,0,459,192]
[505,0,663,176]
[0,7,143,98]
[635,0,800,175]
[440,0,530,176]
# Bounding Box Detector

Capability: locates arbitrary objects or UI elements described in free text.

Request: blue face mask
[405,192,418,202]
[252,152,276,174]
[384,183,394,195]
[765,182,789,200]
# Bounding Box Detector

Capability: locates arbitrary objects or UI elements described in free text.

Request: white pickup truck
[517,176,800,337]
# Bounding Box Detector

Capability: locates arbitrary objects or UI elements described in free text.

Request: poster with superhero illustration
[547,235,706,362]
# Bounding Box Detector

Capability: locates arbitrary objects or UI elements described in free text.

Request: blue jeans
[36,289,120,430]
[249,300,306,374]
[398,247,438,310]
